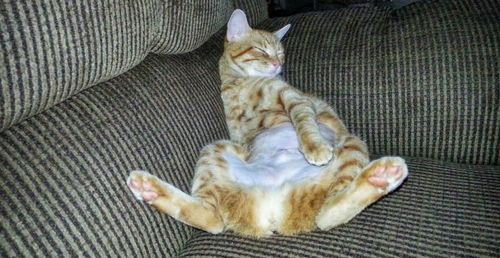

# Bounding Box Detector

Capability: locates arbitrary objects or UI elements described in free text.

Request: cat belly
[222,123,336,234]
[223,123,336,188]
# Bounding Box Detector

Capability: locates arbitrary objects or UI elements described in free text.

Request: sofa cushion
[0,0,267,132]
[0,31,227,256]
[233,0,269,26]
[257,0,499,165]
[154,0,268,53]
[152,1,232,54]
[179,157,500,257]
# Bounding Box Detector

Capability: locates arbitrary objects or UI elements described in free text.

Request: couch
[1,0,499,256]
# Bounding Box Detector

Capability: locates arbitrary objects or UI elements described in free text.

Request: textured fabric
[0,0,268,132]
[1,1,499,257]
[233,0,269,26]
[154,0,269,53]
[258,0,500,165]
[151,1,233,54]
[180,157,500,257]
[0,0,159,131]
[333,0,375,5]
[0,33,227,257]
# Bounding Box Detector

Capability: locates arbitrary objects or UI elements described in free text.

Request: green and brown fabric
[1,0,499,257]
[0,0,265,131]
[0,43,228,256]
[262,0,499,165]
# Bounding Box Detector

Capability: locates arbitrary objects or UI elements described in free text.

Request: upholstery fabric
[233,0,269,26]
[179,158,500,257]
[0,0,158,131]
[0,34,227,257]
[1,0,499,257]
[151,1,233,54]
[258,0,499,165]
[0,0,267,132]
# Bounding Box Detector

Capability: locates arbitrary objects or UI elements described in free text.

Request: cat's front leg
[280,87,333,165]
[299,133,334,166]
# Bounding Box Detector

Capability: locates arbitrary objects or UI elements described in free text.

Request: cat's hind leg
[316,157,408,230]
[127,171,224,234]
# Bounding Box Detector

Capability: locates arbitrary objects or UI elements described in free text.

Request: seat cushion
[179,157,500,257]
[0,32,227,257]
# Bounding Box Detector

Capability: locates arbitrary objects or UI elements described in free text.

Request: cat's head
[220,9,290,78]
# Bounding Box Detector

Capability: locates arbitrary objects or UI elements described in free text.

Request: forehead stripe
[231,47,254,58]
[242,58,259,62]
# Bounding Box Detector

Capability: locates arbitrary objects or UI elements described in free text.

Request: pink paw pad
[367,163,407,193]
[127,172,161,204]
[140,182,159,202]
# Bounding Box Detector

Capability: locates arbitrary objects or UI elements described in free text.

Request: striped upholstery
[0,0,155,131]
[154,0,269,54]
[180,158,500,257]
[0,35,227,256]
[152,1,232,54]
[233,0,269,26]
[1,0,499,257]
[0,0,267,132]
[260,0,500,165]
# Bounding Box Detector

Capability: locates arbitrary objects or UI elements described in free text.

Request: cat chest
[222,87,285,143]
[224,105,263,142]
[225,107,290,145]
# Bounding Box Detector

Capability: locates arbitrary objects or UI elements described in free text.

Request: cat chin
[248,69,281,77]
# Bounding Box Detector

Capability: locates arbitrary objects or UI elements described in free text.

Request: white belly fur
[223,122,336,233]
[224,122,336,188]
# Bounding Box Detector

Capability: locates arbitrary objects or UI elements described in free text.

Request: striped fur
[127,10,408,238]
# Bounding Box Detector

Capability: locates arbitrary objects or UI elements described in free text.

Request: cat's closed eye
[255,47,270,57]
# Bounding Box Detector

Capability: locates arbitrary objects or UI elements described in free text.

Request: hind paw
[363,157,409,193]
[127,171,166,204]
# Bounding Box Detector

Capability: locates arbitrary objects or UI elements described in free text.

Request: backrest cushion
[260,0,499,164]
[0,0,267,131]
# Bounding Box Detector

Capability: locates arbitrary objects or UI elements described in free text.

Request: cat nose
[271,62,280,68]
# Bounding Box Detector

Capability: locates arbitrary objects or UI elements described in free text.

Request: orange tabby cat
[127,9,408,238]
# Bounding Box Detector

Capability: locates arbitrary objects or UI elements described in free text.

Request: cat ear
[273,24,291,41]
[226,9,252,42]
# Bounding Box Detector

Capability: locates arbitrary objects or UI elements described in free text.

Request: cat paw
[301,141,334,166]
[362,157,409,193]
[127,171,165,204]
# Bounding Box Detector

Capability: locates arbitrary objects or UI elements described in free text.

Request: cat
[127,9,408,238]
